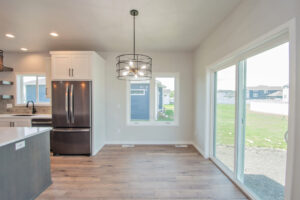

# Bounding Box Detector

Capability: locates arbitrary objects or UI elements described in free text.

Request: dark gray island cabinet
[0,127,52,200]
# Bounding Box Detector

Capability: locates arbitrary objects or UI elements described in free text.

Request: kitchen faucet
[26,100,37,114]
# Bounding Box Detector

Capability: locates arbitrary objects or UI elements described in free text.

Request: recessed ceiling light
[5,33,15,38]
[50,32,59,37]
[20,48,28,51]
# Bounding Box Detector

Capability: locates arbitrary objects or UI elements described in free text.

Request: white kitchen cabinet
[71,55,91,79]
[0,121,10,127]
[14,119,32,127]
[51,55,72,80]
[44,57,52,98]
[50,52,95,80]
[0,119,31,127]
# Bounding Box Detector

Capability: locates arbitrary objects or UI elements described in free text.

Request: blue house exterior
[130,83,150,120]
[26,85,50,103]
[247,86,282,100]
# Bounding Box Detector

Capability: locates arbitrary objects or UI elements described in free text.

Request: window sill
[127,121,178,127]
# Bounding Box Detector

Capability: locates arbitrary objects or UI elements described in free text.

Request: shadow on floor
[244,174,284,200]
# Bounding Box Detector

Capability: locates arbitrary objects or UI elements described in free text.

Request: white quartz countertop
[0,114,51,119]
[0,127,52,147]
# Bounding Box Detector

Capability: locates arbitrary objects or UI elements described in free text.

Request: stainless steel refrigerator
[51,81,92,155]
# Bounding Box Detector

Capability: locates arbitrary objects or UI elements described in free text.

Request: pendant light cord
[133,14,136,59]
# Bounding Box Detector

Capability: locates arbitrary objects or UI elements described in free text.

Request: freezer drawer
[52,128,91,155]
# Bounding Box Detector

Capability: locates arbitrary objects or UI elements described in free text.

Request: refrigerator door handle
[65,86,69,123]
[70,84,74,123]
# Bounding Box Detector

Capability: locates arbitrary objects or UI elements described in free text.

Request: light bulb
[141,65,146,69]
[129,61,133,66]
[138,71,144,76]
[122,71,129,76]
[50,32,59,37]
[5,33,15,38]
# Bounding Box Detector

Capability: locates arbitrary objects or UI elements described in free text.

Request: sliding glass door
[214,66,236,172]
[213,42,289,200]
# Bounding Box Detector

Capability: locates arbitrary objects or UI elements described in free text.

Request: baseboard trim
[105,141,194,145]
[92,143,105,156]
[192,143,209,159]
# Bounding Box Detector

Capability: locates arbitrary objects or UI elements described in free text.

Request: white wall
[91,53,106,155]
[193,0,300,198]
[1,52,50,96]
[100,51,194,144]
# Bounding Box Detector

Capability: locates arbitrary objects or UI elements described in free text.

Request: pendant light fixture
[116,9,152,80]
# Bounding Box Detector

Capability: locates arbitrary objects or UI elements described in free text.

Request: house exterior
[130,83,150,120]
[282,85,289,102]
[246,86,283,100]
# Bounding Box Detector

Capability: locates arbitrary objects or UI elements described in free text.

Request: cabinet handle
[10,122,14,127]
[72,68,74,77]
[69,68,71,77]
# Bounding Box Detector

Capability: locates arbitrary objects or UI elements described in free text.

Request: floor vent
[122,144,135,148]
[175,144,188,148]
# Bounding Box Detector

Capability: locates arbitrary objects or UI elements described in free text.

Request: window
[155,77,175,122]
[128,74,178,125]
[16,74,50,105]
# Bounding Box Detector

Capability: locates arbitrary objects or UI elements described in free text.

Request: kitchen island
[0,127,52,200]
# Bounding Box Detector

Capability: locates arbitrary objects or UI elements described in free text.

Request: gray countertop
[0,127,52,147]
[0,114,51,119]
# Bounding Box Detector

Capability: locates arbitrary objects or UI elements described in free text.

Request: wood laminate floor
[37,145,248,200]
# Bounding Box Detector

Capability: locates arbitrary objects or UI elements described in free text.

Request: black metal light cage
[116,9,152,81]
[116,54,152,80]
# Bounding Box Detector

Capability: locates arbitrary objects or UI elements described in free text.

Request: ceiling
[0,0,241,53]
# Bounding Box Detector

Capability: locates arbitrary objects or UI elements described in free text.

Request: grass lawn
[157,104,174,121]
[216,104,288,149]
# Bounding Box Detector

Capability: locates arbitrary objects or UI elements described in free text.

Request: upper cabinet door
[71,55,91,80]
[51,55,72,80]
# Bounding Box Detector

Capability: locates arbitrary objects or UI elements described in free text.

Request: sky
[217,42,289,90]
[157,77,175,90]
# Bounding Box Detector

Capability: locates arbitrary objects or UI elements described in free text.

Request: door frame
[206,19,296,200]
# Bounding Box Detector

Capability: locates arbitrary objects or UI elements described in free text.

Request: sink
[12,114,33,116]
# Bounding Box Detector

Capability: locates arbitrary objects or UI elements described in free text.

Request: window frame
[126,73,179,126]
[15,73,51,106]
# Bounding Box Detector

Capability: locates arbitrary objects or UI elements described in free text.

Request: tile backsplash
[0,99,51,114]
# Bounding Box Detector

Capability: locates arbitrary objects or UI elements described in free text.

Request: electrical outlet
[15,141,25,150]
[6,104,13,109]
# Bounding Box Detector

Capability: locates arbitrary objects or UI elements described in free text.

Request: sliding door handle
[284,131,288,143]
